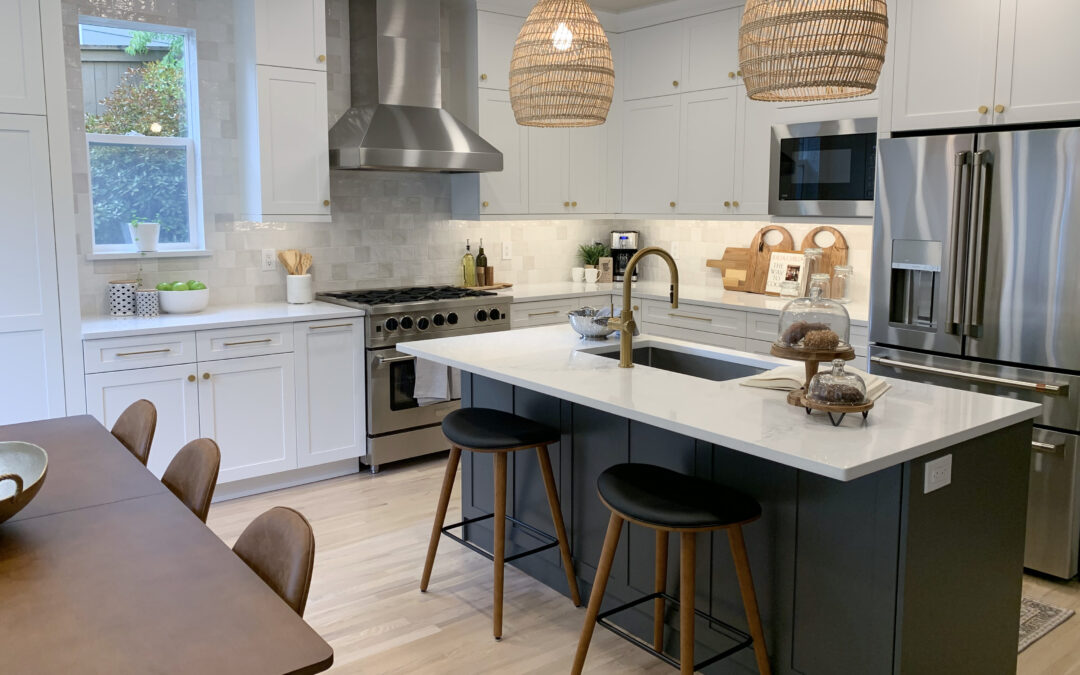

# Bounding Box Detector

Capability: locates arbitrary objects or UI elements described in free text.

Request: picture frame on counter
[764,251,808,296]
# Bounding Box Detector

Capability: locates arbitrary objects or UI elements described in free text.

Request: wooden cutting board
[706,248,751,291]
[747,225,796,294]
[801,226,848,278]
[472,282,513,291]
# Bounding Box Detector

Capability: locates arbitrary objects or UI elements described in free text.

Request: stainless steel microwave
[769,117,877,217]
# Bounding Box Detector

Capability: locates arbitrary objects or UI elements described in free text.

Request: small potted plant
[129,216,160,253]
[578,241,610,269]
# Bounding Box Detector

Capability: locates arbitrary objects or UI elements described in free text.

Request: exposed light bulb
[551,22,573,51]
[149,122,163,134]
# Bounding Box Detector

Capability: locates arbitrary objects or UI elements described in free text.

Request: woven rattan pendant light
[509,0,614,127]
[739,0,888,102]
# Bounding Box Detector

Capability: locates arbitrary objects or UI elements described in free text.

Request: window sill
[87,250,212,261]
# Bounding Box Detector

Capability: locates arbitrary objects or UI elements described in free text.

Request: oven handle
[1032,440,1066,456]
[870,356,1069,395]
[376,354,416,366]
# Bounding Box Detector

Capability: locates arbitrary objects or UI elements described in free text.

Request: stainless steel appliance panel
[770,117,877,217]
[366,347,458,436]
[871,134,976,355]
[964,128,1080,370]
[1026,428,1080,578]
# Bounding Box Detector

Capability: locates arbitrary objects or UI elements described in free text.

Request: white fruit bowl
[158,288,210,314]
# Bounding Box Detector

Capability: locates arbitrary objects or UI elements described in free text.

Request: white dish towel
[414,359,450,406]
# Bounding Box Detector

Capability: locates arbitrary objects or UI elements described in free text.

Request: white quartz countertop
[398,325,1040,481]
[82,302,364,339]
[499,281,869,325]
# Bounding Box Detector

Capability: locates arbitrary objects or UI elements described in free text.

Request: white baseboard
[213,458,361,502]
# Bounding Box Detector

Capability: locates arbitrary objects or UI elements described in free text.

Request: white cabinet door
[256,66,330,217]
[621,96,679,214]
[890,0,999,130]
[0,0,45,115]
[623,22,685,101]
[294,319,366,468]
[84,364,201,480]
[478,11,525,90]
[568,124,608,214]
[734,85,773,215]
[0,114,64,424]
[198,353,297,483]
[479,89,529,214]
[993,0,1080,125]
[528,127,569,214]
[684,8,741,92]
[678,88,737,214]
[254,0,327,71]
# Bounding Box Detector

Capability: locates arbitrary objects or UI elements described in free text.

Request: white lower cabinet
[85,364,201,479]
[294,319,365,467]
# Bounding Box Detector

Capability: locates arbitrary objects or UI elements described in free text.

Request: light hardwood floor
[207,455,1080,674]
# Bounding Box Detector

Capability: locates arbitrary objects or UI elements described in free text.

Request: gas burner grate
[322,286,497,306]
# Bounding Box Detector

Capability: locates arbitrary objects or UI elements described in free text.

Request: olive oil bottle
[462,239,477,287]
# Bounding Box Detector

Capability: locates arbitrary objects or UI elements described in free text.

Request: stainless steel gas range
[317,286,511,473]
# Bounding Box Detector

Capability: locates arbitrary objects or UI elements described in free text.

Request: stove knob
[417,317,430,331]
[447,312,459,325]
[400,316,414,330]
[432,313,446,326]
[489,308,502,320]
[475,309,488,322]
[384,317,398,331]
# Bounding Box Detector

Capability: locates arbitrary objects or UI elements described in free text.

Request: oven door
[770,118,877,217]
[367,348,459,436]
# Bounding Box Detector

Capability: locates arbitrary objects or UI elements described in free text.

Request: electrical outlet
[924,454,952,493]
[261,249,277,272]
[502,241,512,260]
[671,241,681,259]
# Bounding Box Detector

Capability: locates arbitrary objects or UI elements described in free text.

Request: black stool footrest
[441,513,559,563]
[596,591,753,671]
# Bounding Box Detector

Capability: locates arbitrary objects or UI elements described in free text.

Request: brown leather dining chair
[161,438,220,523]
[111,399,157,465]
[233,507,316,617]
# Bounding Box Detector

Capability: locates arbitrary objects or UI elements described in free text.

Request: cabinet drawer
[84,333,197,373]
[196,324,293,361]
[640,299,746,337]
[641,321,746,351]
[745,338,776,356]
[851,324,869,357]
[746,312,781,342]
[511,299,579,328]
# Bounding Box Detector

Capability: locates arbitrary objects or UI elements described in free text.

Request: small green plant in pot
[578,242,610,269]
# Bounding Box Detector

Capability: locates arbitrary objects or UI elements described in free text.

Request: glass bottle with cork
[475,239,488,286]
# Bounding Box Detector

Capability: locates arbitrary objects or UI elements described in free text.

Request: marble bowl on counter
[568,307,615,340]
[159,288,210,314]
[0,441,48,524]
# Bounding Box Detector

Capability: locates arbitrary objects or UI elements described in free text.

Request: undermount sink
[584,345,767,382]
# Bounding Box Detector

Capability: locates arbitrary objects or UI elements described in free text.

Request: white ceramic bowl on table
[0,441,48,524]
[158,288,210,314]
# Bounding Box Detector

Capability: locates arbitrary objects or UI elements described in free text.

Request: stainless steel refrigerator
[870,127,1080,578]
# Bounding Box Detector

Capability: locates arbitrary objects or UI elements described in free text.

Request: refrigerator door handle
[964,150,992,338]
[945,151,973,335]
[870,356,1070,395]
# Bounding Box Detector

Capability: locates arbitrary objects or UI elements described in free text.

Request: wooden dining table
[0,415,333,674]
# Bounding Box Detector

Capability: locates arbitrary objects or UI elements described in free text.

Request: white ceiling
[589,0,675,12]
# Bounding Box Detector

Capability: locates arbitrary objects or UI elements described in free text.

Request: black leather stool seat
[441,408,559,450]
[598,463,761,530]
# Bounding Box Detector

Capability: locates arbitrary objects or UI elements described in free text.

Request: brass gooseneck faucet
[607,246,679,368]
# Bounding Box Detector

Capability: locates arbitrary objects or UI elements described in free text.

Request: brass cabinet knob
[563,201,570,207]
[724,200,731,207]
[323,199,330,207]
[995,104,1005,113]
[202,373,210,380]
[737,70,743,76]
[669,201,676,207]
[187,374,196,382]
[732,200,740,207]
[317,54,326,63]
[482,200,489,207]
[571,201,577,207]
[728,71,735,79]
[978,105,989,114]
[672,80,679,87]
[480,73,488,81]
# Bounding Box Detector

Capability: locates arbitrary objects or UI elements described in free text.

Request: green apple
[170,281,190,291]
[188,281,207,290]
[186,280,199,287]
[155,282,171,291]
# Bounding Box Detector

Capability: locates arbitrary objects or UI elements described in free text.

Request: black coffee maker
[610,231,640,282]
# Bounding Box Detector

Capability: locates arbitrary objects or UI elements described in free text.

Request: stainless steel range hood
[329,0,502,172]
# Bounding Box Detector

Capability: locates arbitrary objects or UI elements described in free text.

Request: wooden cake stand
[769,343,873,426]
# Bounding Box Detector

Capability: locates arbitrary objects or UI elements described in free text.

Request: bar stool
[420,407,581,640]
[572,463,771,675]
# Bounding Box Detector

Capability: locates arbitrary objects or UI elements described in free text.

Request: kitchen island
[399,325,1041,674]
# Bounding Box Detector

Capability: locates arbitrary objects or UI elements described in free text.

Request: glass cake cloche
[774,282,851,351]
[807,359,868,406]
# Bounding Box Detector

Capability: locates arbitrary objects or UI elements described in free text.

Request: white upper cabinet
[624,22,684,101]
[254,0,327,71]
[528,127,570,214]
[678,88,737,214]
[479,89,529,214]
[621,96,680,214]
[477,11,525,90]
[684,8,741,92]
[0,0,45,115]
[993,0,1080,125]
[568,124,607,214]
[734,86,774,216]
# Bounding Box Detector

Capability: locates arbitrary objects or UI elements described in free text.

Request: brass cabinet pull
[732,200,740,207]
[870,356,1069,394]
[116,348,171,357]
[563,201,570,207]
[978,105,988,114]
[310,323,352,330]
[672,80,679,87]
[223,338,273,347]
[480,73,488,80]
[736,69,743,76]
[994,104,1005,113]
[528,310,559,318]
[323,199,331,207]
[202,373,211,380]
[482,200,490,208]
[571,201,577,207]
[187,374,196,382]
[728,71,735,78]
[317,54,326,63]
[669,312,712,323]
[724,200,731,207]
[669,201,676,208]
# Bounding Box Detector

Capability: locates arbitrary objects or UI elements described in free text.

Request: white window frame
[80,16,205,254]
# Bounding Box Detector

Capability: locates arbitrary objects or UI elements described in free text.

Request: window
[79,18,203,253]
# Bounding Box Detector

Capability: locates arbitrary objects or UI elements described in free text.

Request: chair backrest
[232,506,316,617]
[111,399,157,465]
[161,438,220,523]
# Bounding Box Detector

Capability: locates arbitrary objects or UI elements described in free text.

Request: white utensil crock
[287,274,313,304]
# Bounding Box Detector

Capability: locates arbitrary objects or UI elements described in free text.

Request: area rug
[1019,597,1074,653]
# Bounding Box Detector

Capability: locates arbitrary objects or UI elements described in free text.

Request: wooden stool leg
[729,526,771,675]
[493,452,507,640]
[420,446,462,592]
[535,445,581,606]
[571,512,624,675]
[680,532,696,675]
[653,529,669,651]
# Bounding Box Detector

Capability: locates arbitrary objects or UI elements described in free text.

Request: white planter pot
[129,222,160,252]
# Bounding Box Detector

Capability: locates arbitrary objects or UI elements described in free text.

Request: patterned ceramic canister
[135,289,160,317]
[108,280,138,316]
